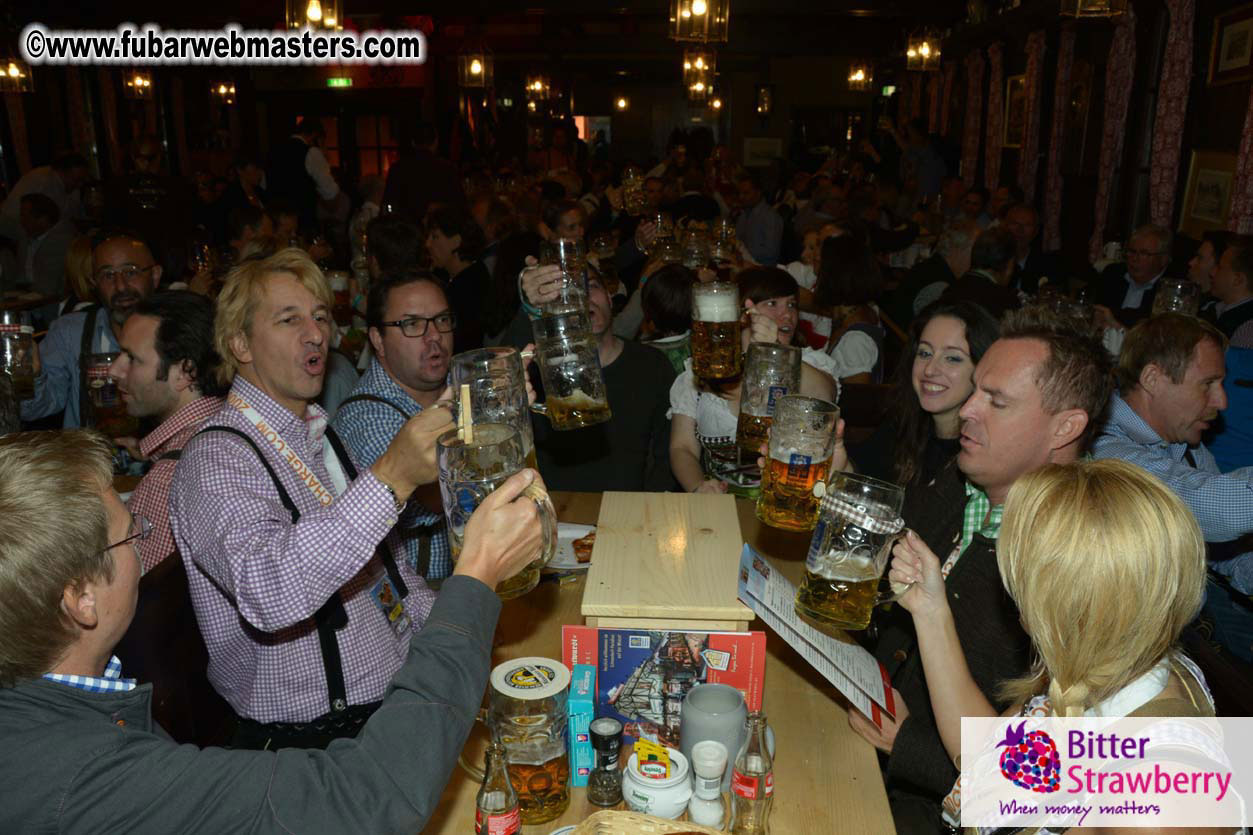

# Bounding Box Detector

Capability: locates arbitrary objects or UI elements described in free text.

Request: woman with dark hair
[737,266,841,389]
[849,301,1000,486]
[813,232,886,383]
[540,198,587,243]
[639,264,696,373]
[669,267,837,494]
[426,205,490,352]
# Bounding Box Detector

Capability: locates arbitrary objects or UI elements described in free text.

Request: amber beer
[691,282,742,380]
[757,453,830,531]
[736,412,772,455]
[737,344,802,454]
[755,395,840,531]
[795,472,906,628]
[507,751,572,824]
[546,389,612,430]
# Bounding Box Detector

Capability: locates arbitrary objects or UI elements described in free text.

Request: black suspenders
[193,424,409,716]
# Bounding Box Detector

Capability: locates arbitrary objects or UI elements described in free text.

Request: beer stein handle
[529,400,549,419]
[456,708,491,782]
[876,530,912,604]
[521,482,559,569]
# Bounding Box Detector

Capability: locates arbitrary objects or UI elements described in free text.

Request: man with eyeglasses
[332,270,456,582]
[1088,224,1175,331]
[19,232,162,428]
[0,429,545,832]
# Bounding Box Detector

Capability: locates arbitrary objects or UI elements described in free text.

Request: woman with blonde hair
[887,458,1220,832]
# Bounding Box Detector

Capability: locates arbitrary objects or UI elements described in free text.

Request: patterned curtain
[911,73,925,121]
[1228,88,1253,234]
[1018,31,1047,203]
[928,74,942,134]
[1088,11,1137,264]
[940,62,958,136]
[962,52,986,190]
[1149,0,1196,228]
[1043,27,1077,252]
[985,43,1005,191]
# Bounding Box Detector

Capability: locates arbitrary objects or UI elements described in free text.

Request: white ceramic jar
[622,748,692,819]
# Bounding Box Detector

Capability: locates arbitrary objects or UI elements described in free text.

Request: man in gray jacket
[0,429,544,833]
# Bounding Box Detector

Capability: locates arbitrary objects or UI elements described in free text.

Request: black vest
[266,136,319,230]
[1217,300,1253,340]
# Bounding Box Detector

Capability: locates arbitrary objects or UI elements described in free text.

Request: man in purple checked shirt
[169,248,545,750]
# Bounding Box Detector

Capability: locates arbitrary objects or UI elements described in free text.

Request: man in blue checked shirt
[332,270,456,581]
[0,429,544,833]
[1093,313,1253,662]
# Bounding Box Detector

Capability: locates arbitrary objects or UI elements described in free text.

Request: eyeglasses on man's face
[379,312,457,338]
[100,512,153,556]
[95,264,155,285]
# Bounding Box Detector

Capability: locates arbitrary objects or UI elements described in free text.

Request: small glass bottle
[475,742,521,835]
[730,712,773,834]
[587,716,624,807]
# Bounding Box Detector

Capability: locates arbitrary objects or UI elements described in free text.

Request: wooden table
[421,492,893,834]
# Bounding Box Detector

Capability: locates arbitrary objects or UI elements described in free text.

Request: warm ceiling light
[669,0,729,43]
[1060,0,1128,17]
[906,30,942,71]
[692,0,708,13]
[710,96,722,109]
[7,63,18,78]
[305,0,323,22]
[693,81,705,92]
[470,59,483,75]
[615,96,629,110]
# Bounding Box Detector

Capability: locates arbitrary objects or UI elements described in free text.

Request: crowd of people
[0,111,1250,833]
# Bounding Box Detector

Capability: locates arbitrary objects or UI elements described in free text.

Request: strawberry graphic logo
[997,721,1060,793]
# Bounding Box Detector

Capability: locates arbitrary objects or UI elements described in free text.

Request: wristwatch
[381,481,407,515]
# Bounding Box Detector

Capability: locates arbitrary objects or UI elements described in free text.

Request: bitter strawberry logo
[997,721,1061,793]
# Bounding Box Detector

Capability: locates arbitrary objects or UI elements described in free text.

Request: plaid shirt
[43,655,135,694]
[127,396,223,574]
[169,377,436,723]
[330,357,452,580]
[940,480,1004,579]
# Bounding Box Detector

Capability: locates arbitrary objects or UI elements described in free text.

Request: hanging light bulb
[710,96,723,109]
[7,63,18,78]
[615,96,629,111]
[470,59,483,75]
[669,0,729,42]
[692,0,708,14]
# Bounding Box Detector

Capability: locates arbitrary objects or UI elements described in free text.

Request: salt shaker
[687,739,728,828]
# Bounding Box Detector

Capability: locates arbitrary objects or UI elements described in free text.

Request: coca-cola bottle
[475,742,521,835]
[729,711,773,834]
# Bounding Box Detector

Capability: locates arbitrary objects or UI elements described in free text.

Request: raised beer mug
[458,658,573,826]
[449,347,537,470]
[529,306,613,431]
[794,471,906,630]
[436,423,557,599]
[691,281,743,380]
[756,395,839,532]
[736,343,802,455]
[0,311,35,402]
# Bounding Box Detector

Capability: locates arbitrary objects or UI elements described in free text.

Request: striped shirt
[43,656,136,694]
[330,357,452,580]
[169,377,436,723]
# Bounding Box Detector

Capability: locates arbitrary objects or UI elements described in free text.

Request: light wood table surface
[421,492,893,834]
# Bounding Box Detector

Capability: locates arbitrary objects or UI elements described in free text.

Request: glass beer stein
[1151,278,1201,317]
[756,395,839,531]
[436,423,557,598]
[529,307,612,431]
[0,311,35,401]
[460,658,573,826]
[736,343,802,455]
[86,352,136,436]
[449,347,537,470]
[795,471,906,629]
[691,281,742,380]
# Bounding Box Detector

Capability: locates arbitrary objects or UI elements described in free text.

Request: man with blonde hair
[0,429,545,832]
[848,307,1113,832]
[170,249,538,749]
[1094,313,1253,661]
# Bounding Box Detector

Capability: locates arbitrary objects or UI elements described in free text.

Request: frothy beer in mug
[692,282,742,380]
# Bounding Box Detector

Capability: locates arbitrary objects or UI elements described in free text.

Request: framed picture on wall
[1003,74,1026,149]
[1178,150,1238,238]
[1209,3,1253,85]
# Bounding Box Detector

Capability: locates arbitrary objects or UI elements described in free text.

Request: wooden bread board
[581,491,754,630]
